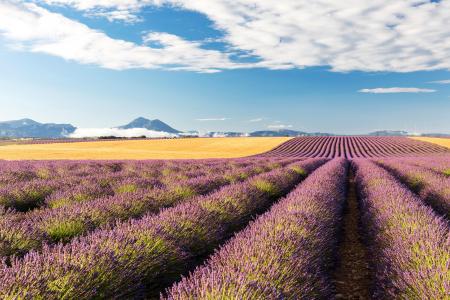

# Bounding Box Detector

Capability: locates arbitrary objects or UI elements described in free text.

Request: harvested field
[0,137,291,160]
[411,137,450,149]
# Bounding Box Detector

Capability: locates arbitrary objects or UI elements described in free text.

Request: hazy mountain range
[0,118,76,138]
[0,118,448,139]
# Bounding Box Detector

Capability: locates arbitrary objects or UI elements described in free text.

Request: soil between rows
[333,170,371,299]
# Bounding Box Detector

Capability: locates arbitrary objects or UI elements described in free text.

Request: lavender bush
[354,159,449,299]
[0,158,295,258]
[376,158,450,218]
[0,158,326,299]
[165,158,347,299]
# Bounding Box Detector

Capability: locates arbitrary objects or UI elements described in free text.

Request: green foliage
[47,273,76,299]
[1,188,51,211]
[48,198,71,209]
[253,166,265,173]
[116,184,137,194]
[49,193,92,209]
[162,168,173,177]
[45,220,86,243]
[442,168,450,177]
[290,166,307,176]
[1,231,40,257]
[267,162,281,169]
[36,169,51,179]
[98,179,112,188]
[407,175,424,192]
[73,193,91,202]
[252,180,280,197]
[224,172,248,183]
[172,186,196,199]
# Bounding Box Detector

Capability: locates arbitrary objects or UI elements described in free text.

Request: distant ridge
[250,130,334,137]
[368,130,409,136]
[119,117,181,134]
[0,118,75,138]
[1,117,448,139]
[420,133,450,137]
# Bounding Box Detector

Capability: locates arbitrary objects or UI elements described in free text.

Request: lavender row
[0,174,157,212]
[259,136,450,158]
[353,159,449,299]
[165,158,347,299]
[388,156,450,177]
[0,160,195,211]
[0,158,295,258]
[0,158,273,211]
[376,158,450,218]
[0,160,162,186]
[0,159,326,299]
[0,159,242,183]
[42,158,281,210]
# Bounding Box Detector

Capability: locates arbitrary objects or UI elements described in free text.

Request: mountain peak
[19,118,38,123]
[119,117,180,133]
[132,117,150,122]
[0,118,39,125]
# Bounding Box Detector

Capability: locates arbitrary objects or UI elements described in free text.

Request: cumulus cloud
[0,1,248,73]
[68,127,178,138]
[195,117,229,121]
[2,1,450,73]
[267,124,293,129]
[359,87,436,93]
[36,0,145,11]
[429,79,450,84]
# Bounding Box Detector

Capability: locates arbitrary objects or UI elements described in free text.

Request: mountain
[250,130,334,137]
[368,130,409,136]
[202,131,248,137]
[417,133,450,137]
[250,130,304,137]
[3,117,446,139]
[0,119,76,138]
[119,117,181,134]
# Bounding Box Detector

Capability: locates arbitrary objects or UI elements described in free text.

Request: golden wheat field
[410,137,450,149]
[0,137,291,160]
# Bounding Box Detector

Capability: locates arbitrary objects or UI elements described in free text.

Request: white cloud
[429,79,450,84]
[31,0,450,73]
[195,117,229,121]
[0,1,250,73]
[36,0,146,11]
[267,124,293,129]
[68,127,177,138]
[1,1,450,73]
[359,87,436,94]
[85,9,142,23]
[248,118,263,122]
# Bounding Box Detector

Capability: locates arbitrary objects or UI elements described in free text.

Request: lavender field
[0,137,449,299]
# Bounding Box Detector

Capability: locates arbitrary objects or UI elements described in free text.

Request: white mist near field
[68,128,177,138]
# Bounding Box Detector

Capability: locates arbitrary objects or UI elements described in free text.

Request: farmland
[0,137,291,160]
[0,136,449,299]
[411,136,450,149]
[259,136,450,158]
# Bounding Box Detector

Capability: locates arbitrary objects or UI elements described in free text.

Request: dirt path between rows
[333,170,371,299]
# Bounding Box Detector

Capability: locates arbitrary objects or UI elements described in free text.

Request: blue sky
[0,1,449,134]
